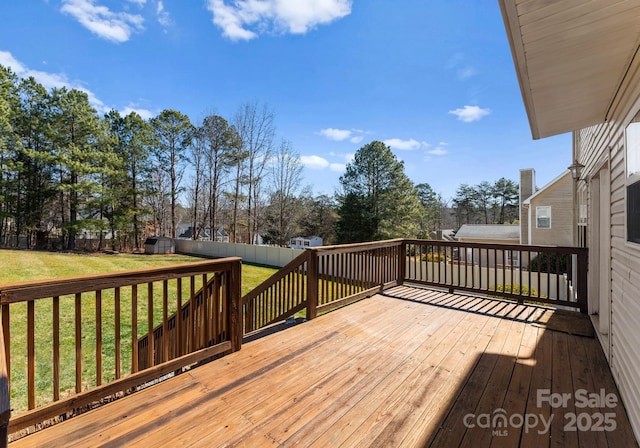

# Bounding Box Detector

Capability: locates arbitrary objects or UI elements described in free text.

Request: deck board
[9,286,638,447]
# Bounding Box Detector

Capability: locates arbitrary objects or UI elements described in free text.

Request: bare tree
[151,110,194,238]
[188,127,207,239]
[263,140,304,246]
[233,102,275,244]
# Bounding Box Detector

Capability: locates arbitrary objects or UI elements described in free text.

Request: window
[506,250,520,268]
[627,111,640,244]
[536,206,551,229]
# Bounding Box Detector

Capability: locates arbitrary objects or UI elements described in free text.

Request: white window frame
[626,110,640,245]
[536,206,551,229]
[506,250,520,268]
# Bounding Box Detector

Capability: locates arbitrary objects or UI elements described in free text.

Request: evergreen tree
[335,141,422,242]
[49,87,103,250]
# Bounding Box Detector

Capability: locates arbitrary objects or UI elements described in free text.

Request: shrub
[529,252,569,274]
[489,283,539,297]
[422,253,445,262]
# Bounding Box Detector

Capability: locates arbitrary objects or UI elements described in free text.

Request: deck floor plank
[9,285,637,448]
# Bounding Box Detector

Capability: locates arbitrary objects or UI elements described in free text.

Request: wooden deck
[10,285,637,447]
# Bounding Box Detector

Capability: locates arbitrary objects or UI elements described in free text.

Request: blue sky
[0,0,571,202]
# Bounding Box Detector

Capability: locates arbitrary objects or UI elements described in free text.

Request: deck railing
[0,239,589,444]
[242,240,402,333]
[0,258,242,438]
[241,239,588,335]
[402,240,588,312]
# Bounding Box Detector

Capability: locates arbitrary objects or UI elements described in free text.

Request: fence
[175,239,301,267]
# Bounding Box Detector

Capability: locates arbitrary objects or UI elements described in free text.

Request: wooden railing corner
[306,250,319,320]
[229,259,243,352]
[398,240,406,285]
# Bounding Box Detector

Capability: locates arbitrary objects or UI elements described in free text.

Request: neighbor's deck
[11,285,637,447]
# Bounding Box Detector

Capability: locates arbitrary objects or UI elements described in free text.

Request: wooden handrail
[0,257,243,436]
[0,259,241,304]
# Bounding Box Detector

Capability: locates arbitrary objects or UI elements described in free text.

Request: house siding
[528,174,573,246]
[574,49,640,441]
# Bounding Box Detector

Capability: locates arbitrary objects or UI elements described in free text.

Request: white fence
[175,239,302,267]
[406,260,572,301]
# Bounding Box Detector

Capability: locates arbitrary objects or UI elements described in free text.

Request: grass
[0,249,277,412]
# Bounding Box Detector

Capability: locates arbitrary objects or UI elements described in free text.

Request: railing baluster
[1,305,10,388]
[114,288,121,379]
[147,283,154,369]
[162,280,169,363]
[189,276,196,350]
[96,290,102,386]
[176,278,183,358]
[131,284,138,374]
[75,293,82,393]
[27,300,35,410]
[53,296,60,401]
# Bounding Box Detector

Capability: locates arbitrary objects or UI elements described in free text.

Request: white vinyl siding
[574,61,640,440]
[536,206,551,229]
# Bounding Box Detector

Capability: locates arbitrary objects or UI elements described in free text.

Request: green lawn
[0,249,278,412]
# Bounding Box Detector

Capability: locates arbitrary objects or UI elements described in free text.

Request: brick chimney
[519,169,536,244]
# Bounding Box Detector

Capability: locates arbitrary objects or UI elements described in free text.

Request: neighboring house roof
[292,236,321,240]
[499,0,640,138]
[523,170,572,205]
[455,224,520,241]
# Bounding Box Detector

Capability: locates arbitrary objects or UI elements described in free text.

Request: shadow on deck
[10,285,637,447]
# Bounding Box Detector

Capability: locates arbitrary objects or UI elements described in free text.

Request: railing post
[307,250,319,320]
[0,318,10,448]
[577,248,589,314]
[228,260,243,352]
[397,240,406,286]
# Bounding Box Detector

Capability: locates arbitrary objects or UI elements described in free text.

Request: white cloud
[383,138,428,151]
[61,0,145,43]
[319,127,369,143]
[457,66,477,80]
[120,104,154,120]
[127,0,147,6]
[449,105,491,123]
[206,0,352,41]
[300,155,330,170]
[156,1,171,27]
[330,163,346,172]
[0,50,109,113]
[319,127,352,141]
[425,141,448,156]
[428,148,447,156]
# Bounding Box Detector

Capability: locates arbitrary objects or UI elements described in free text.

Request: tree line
[0,65,520,251]
[0,64,325,250]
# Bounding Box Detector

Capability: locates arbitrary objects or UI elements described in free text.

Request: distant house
[176,224,230,243]
[289,236,323,250]
[455,224,520,245]
[454,224,520,268]
[519,168,574,246]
